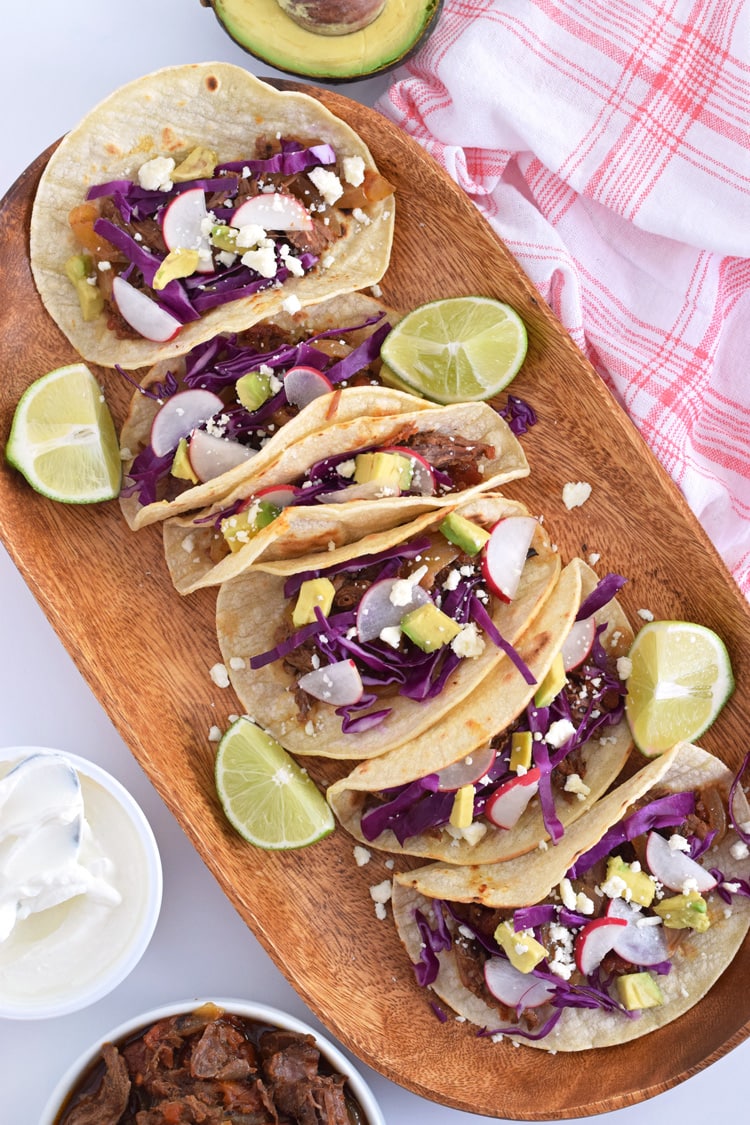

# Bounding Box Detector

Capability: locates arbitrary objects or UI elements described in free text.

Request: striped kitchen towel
[378,0,750,598]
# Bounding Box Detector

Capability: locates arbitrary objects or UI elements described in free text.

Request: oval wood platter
[1,85,749,1120]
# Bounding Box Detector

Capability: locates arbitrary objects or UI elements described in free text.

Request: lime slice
[5,363,121,503]
[215,717,335,849]
[380,296,528,404]
[624,621,734,757]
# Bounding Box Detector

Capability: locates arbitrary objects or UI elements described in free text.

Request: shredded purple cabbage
[576,573,627,622]
[567,791,696,878]
[498,395,537,436]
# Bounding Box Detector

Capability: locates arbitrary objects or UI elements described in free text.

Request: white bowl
[0,746,162,1019]
[40,997,386,1124]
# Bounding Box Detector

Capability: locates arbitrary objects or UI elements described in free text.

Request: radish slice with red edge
[560,616,596,671]
[484,767,541,829]
[187,429,256,482]
[161,187,212,272]
[112,276,182,344]
[436,744,497,792]
[484,958,556,1009]
[232,193,313,232]
[298,660,364,706]
[150,389,224,457]
[284,366,334,409]
[574,916,627,976]
[644,831,717,893]
[241,485,303,511]
[604,898,669,966]
[481,516,537,602]
[356,576,430,643]
[381,446,437,496]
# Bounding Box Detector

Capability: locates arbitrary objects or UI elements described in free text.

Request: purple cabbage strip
[469,594,537,685]
[215,142,337,176]
[567,791,696,878]
[120,446,174,506]
[575,573,627,622]
[498,395,537,437]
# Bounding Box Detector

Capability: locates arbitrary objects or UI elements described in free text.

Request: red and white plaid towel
[378,0,750,598]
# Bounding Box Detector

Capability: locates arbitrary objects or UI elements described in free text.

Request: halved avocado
[205,0,444,83]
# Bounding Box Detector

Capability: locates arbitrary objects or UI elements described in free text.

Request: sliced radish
[644,831,718,894]
[484,958,556,1009]
[356,576,430,643]
[381,446,437,496]
[240,485,303,511]
[112,275,182,343]
[187,429,256,482]
[481,516,537,602]
[150,389,224,457]
[484,767,541,829]
[284,366,334,409]
[436,744,497,792]
[298,659,364,706]
[561,616,596,671]
[605,898,669,966]
[232,192,313,231]
[574,917,628,976]
[161,187,212,271]
[317,481,398,504]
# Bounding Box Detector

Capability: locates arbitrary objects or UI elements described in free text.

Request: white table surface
[1,3,748,1122]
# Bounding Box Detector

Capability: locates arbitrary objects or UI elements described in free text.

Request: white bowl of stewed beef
[41,998,385,1125]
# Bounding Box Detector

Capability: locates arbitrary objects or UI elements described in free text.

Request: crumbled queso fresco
[562,481,592,509]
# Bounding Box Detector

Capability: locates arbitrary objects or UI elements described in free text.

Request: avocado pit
[276,0,386,35]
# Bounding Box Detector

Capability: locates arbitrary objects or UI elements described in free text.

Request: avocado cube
[153,247,200,291]
[221,499,279,553]
[449,784,475,829]
[654,891,711,932]
[534,652,567,707]
[237,371,273,412]
[494,921,548,973]
[171,437,199,484]
[172,145,218,182]
[400,602,462,653]
[353,450,412,493]
[210,223,239,253]
[292,578,336,628]
[510,730,533,772]
[616,971,664,1011]
[605,856,656,907]
[439,512,491,556]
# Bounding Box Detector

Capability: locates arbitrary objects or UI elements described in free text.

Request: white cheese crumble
[379,625,402,649]
[564,773,591,800]
[637,607,655,621]
[616,656,633,680]
[308,167,343,206]
[451,623,486,659]
[241,241,277,278]
[369,880,392,919]
[730,839,750,861]
[343,155,365,186]
[181,533,195,554]
[562,481,592,510]
[668,833,691,852]
[545,719,576,748]
[209,663,230,688]
[208,725,222,743]
[282,294,302,315]
[138,156,175,192]
[229,656,246,671]
[353,846,372,867]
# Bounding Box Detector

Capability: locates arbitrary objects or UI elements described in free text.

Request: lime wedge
[215,717,335,849]
[5,363,121,503]
[380,296,528,404]
[624,621,734,757]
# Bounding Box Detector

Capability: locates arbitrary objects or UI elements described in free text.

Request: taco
[163,395,529,594]
[118,292,430,530]
[327,561,634,863]
[215,495,560,760]
[29,62,395,369]
[392,742,750,1051]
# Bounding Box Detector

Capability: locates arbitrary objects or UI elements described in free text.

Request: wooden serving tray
[1,87,749,1120]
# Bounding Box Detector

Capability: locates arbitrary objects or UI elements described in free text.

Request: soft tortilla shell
[392,743,750,1050]
[328,559,634,863]
[30,63,394,369]
[163,398,529,593]
[215,495,560,760]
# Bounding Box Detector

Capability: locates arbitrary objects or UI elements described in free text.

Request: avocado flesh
[210,0,443,81]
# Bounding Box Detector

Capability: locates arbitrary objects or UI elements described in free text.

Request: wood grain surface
[1,87,749,1119]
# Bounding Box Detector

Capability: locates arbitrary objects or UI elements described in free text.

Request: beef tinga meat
[56,1004,367,1125]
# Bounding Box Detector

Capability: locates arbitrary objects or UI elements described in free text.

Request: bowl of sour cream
[0,746,162,1018]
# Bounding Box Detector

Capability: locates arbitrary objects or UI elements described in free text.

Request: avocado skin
[205,0,444,83]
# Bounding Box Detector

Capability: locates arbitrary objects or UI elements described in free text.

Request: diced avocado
[210,223,239,253]
[439,512,491,556]
[236,371,273,412]
[494,921,547,973]
[510,730,533,772]
[449,784,475,829]
[153,248,200,290]
[605,856,657,908]
[400,602,462,653]
[172,146,218,182]
[654,891,711,932]
[171,438,198,484]
[64,253,104,322]
[353,450,412,493]
[221,499,280,552]
[208,0,441,82]
[616,971,664,1011]
[292,578,336,628]
[534,652,567,707]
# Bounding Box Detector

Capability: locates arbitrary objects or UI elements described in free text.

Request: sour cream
[0,750,161,1017]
